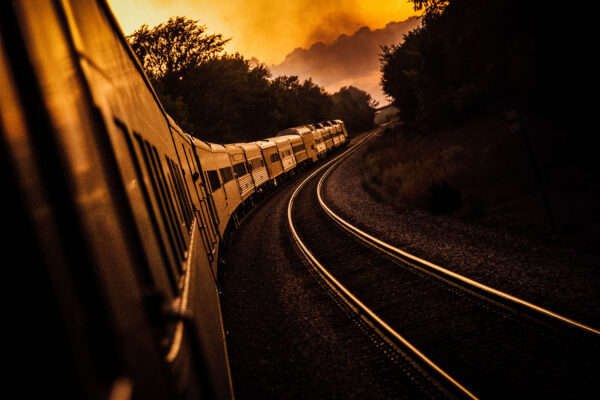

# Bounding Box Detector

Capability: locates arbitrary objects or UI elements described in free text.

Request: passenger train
[0,1,348,399]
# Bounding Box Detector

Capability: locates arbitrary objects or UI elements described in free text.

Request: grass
[363,117,532,217]
[361,116,600,245]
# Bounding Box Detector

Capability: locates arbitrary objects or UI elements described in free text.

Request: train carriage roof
[224,143,244,155]
[256,140,277,150]
[265,136,294,151]
[288,135,304,145]
[235,142,263,158]
[275,126,312,136]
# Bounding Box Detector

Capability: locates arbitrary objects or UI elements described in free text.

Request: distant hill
[270,16,422,105]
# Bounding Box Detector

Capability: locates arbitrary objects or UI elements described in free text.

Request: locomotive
[0,1,348,399]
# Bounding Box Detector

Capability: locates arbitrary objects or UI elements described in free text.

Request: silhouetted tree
[331,86,377,134]
[380,0,567,129]
[127,16,230,82]
[179,54,274,142]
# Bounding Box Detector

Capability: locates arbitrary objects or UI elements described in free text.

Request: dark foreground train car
[0,1,350,398]
[0,1,232,398]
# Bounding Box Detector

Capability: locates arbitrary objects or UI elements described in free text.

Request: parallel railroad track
[287,131,600,399]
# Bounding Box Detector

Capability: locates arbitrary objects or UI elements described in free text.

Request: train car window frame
[147,144,187,266]
[206,170,221,192]
[113,120,178,293]
[219,166,234,184]
[133,133,184,275]
[163,158,188,232]
[149,147,188,251]
[233,162,247,178]
[166,157,193,231]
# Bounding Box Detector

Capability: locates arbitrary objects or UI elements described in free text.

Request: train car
[237,142,270,189]
[323,120,343,147]
[1,1,354,398]
[266,136,296,173]
[328,120,347,146]
[297,127,318,162]
[288,134,309,165]
[334,119,350,141]
[321,121,338,147]
[276,125,318,162]
[198,142,242,235]
[225,143,255,201]
[257,139,284,182]
[307,124,327,158]
[0,1,233,399]
[316,122,335,151]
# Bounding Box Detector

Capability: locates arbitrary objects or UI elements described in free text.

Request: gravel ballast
[322,134,600,330]
[220,171,436,399]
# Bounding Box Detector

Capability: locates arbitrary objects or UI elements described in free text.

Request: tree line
[127,17,376,143]
[380,0,582,132]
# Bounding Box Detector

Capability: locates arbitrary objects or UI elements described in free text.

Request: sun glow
[107,0,416,64]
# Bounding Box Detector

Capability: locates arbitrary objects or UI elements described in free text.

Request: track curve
[288,132,600,399]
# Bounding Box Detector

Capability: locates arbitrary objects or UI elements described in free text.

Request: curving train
[0,1,349,399]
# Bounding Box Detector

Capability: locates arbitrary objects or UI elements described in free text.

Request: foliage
[331,86,377,135]
[127,16,230,82]
[360,118,532,216]
[408,0,449,24]
[380,0,572,130]
[127,17,375,143]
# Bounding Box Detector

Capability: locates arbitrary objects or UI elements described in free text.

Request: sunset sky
[107,0,418,65]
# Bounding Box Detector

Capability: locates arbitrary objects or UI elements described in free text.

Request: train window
[182,145,203,205]
[114,120,177,293]
[166,157,193,230]
[133,133,185,274]
[219,166,234,183]
[148,146,187,263]
[206,170,221,192]
[164,160,189,231]
[293,144,305,154]
[233,162,247,177]
[250,158,263,170]
[183,146,198,175]
[269,153,280,163]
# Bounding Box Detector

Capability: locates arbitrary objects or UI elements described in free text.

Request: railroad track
[287,131,600,399]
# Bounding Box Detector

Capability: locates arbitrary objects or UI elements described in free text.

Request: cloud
[109,0,418,64]
[270,16,422,105]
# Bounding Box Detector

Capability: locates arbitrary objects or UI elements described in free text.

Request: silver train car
[0,1,349,399]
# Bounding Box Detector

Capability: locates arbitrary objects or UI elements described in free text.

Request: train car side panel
[52,1,234,398]
[239,142,269,188]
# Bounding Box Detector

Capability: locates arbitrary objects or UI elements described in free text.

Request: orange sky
[107,0,417,65]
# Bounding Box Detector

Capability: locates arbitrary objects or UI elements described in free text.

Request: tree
[179,54,275,142]
[331,86,377,134]
[379,0,558,128]
[127,16,230,83]
[409,0,449,23]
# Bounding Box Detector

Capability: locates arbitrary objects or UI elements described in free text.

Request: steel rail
[287,129,478,400]
[316,139,600,338]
